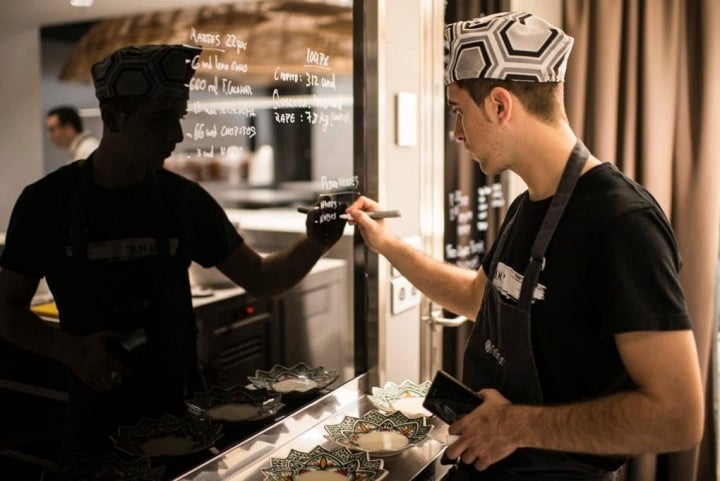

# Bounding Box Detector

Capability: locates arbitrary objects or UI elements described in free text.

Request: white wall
[0,27,44,231]
[374,0,425,384]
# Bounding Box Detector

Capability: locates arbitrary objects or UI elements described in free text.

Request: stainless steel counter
[174,373,452,481]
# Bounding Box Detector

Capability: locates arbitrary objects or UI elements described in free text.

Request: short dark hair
[47,106,83,132]
[455,78,566,124]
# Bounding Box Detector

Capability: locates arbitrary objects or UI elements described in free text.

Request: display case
[174,373,453,481]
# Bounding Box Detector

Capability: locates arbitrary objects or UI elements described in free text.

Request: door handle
[422,301,468,328]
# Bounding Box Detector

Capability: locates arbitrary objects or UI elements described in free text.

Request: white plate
[368,380,433,417]
[111,414,222,457]
[324,410,433,457]
[186,385,284,423]
[248,363,338,397]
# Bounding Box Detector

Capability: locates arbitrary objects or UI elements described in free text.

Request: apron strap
[518,140,590,308]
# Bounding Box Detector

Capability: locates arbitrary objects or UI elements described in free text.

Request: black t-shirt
[1,161,243,335]
[480,162,690,404]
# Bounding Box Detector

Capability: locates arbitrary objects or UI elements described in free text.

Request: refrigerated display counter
[174,373,453,481]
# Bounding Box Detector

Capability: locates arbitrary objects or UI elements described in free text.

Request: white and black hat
[91,44,202,101]
[444,12,574,85]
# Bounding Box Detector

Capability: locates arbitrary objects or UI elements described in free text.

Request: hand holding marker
[296,205,402,220]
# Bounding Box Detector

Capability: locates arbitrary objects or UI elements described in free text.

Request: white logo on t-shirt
[493,262,546,303]
[65,238,179,261]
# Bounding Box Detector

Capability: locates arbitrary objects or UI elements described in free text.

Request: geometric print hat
[444,12,574,85]
[91,44,202,101]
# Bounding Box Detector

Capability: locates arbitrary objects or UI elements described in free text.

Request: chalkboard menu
[445,179,505,270]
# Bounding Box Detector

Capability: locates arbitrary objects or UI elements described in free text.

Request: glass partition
[25,1,370,474]
[41,0,359,384]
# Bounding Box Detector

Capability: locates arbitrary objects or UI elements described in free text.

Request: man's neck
[91,146,146,188]
[69,131,86,149]
[511,123,599,200]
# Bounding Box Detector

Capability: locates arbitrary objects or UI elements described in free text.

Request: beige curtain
[563,1,720,480]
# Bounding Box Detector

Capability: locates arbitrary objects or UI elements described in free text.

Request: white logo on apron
[485,339,506,366]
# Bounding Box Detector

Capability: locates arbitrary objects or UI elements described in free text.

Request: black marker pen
[296,206,401,220]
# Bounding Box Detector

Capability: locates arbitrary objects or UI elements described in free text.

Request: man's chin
[475,159,501,177]
[473,157,489,174]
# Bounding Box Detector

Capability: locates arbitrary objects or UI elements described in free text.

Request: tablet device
[423,370,483,425]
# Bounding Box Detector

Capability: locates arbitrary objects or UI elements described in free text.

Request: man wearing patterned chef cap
[347,12,701,480]
[444,11,573,84]
[0,43,347,461]
[91,44,199,101]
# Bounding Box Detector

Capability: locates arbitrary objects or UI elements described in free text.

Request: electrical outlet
[391,276,421,315]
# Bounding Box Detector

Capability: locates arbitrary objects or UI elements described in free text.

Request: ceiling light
[70,0,93,7]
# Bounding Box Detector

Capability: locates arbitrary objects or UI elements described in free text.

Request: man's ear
[487,86,513,124]
[100,103,123,133]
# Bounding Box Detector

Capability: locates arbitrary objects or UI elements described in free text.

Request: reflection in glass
[4,1,360,478]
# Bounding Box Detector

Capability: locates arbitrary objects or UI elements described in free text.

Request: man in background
[46,105,100,161]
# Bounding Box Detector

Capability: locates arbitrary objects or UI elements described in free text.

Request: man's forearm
[506,390,702,455]
[254,236,326,297]
[0,307,74,365]
[380,236,481,319]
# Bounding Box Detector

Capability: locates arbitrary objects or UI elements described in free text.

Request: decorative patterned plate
[367,380,433,418]
[324,410,433,457]
[187,385,285,423]
[111,414,223,457]
[248,363,339,397]
[260,445,388,481]
[42,452,165,481]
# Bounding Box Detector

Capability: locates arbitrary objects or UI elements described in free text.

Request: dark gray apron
[451,141,619,480]
[61,158,199,457]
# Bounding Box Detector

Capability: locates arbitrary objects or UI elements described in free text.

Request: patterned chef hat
[91,44,201,101]
[444,12,573,85]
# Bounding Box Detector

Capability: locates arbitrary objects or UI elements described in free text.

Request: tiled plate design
[111,414,222,457]
[186,385,285,423]
[324,410,433,457]
[44,452,165,481]
[260,445,388,481]
[248,363,338,397]
[367,380,433,418]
